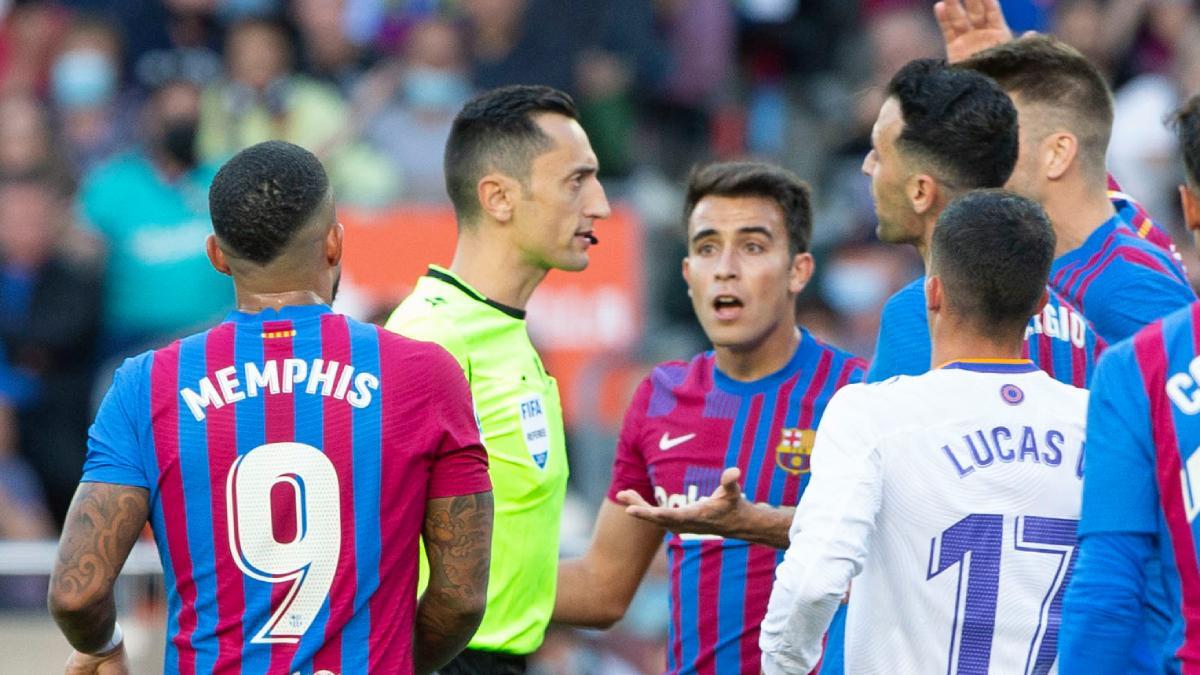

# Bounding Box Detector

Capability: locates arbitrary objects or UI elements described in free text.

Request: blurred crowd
[1,0,1199,671]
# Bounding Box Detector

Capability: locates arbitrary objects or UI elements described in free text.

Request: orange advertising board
[338,204,645,424]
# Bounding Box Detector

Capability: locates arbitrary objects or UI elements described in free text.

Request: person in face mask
[50,16,136,175]
[76,79,233,359]
[360,18,475,201]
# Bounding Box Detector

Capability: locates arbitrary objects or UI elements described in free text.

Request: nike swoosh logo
[659,432,696,451]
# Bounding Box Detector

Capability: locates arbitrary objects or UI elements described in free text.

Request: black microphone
[585,233,599,244]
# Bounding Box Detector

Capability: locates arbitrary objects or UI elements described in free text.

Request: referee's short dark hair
[683,161,813,257]
[931,189,1055,337]
[209,140,330,265]
[444,85,578,224]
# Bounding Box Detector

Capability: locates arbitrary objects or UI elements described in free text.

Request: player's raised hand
[616,467,748,538]
[63,645,130,675]
[935,0,1013,63]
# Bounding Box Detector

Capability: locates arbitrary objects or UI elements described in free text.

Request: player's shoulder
[639,354,706,395]
[881,276,925,313]
[805,332,869,377]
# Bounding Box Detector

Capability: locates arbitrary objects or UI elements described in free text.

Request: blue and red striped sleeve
[606,376,655,504]
[82,352,154,488]
[413,337,490,499]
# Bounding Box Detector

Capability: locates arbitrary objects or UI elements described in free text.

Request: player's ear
[1033,286,1049,316]
[788,251,814,295]
[325,221,344,267]
[681,256,693,297]
[206,234,232,277]
[1044,131,1077,181]
[477,172,516,224]
[908,173,938,216]
[1179,184,1200,232]
[925,275,942,314]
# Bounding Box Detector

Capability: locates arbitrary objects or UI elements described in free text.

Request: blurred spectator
[292,0,372,94]
[1110,19,1200,224]
[0,168,102,526]
[358,17,471,202]
[0,1,71,98]
[49,14,138,174]
[0,94,67,176]
[197,16,396,203]
[817,242,918,358]
[79,79,231,358]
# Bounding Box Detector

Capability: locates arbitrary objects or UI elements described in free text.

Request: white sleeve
[760,385,884,674]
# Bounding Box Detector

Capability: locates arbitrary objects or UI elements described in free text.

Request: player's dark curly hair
[887,58,1018,192]
[959,34,1113,180]
[444,85,578,223]
[1172,94,1200,187]
[931,189,1055,336]
[682,161,812,256]
[209,140,329,265]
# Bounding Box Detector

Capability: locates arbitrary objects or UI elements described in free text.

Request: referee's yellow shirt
[385,265,568,656]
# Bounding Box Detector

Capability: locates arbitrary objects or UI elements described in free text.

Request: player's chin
[552,252,590,272]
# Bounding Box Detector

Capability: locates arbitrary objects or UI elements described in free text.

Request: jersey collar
[224,304,332,324]
[426,265,526,320]
[938,358,1039,374]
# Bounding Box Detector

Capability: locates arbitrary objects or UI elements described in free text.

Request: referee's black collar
[426,266,527,320]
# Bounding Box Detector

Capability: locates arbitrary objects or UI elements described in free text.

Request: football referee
[386,85,610,674]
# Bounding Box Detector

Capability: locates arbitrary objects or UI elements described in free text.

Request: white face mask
[51,49,117,110]
[821,259,891,315]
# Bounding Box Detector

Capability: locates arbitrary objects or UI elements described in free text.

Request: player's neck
[234,288,330,313]
[713,324,801,382]
[930,321,1024,367]
[448,234,548,310]
[1046,185,1116,257]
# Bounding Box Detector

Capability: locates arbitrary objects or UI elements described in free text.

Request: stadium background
[0,0,1197,671]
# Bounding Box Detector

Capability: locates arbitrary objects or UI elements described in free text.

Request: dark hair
[444,85,578,222]
[682,161,812,256]
[1172,94,1200,187]
[959,35,1113,177]
[209,140,330,264]
[886,58,1018,191]
[931,189,1055,335]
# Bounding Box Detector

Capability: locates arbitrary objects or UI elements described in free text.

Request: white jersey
[761,361,1087,675]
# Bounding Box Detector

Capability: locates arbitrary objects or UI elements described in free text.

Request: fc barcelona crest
[776,428,816,475]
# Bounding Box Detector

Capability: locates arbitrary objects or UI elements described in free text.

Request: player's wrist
[88,620,124,656]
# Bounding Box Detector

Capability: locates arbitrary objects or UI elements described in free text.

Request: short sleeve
[82,356,150,488]
[867,283,930,383]
[605,377,655,504]
[424,345,490,499]
[1083,268,1196,344]
[1078,346,1159,536]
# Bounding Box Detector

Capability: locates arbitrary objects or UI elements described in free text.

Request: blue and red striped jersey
[1050,202,1194,346]
[867,277,1105,388]
[82,304,490,674]
[608,331,866,675]
[1077,301,1200,670]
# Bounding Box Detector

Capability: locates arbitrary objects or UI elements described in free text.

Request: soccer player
[938,1,1195,344]
[47,141,493,675]
[1058,94,1200,674]
[761,189,1087,673]
[554,161,866,674]
[864,57,1103,386]
[385,85,609,674]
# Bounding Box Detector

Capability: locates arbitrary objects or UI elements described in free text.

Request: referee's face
[511,113,611,272]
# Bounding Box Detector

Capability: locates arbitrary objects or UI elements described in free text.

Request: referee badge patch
[518,395,550,469]
[776,428,815,475]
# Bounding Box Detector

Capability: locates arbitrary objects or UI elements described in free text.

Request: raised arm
[48,482,150,671]
[554,499,663,628]
[414,490,494,675]
[935,0,1013,63]
[616,467,792,549]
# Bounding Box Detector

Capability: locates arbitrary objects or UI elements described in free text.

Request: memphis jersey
[1079,301,1200,668]
[81,305,490,674]
[609,331,865,674]
[1050,199,1194,345]
[868,277,1104,387]
[763,361,1087,674]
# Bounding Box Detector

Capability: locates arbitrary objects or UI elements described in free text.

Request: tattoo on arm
[414,491,494,675]
[48,483,150,653]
